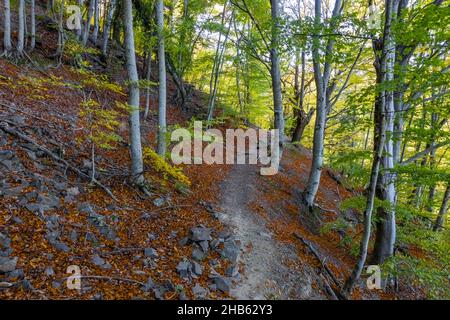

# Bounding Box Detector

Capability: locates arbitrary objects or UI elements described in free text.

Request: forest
[0,0,448,302]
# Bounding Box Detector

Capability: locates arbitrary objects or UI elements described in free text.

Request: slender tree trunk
[82,0,95,45]
[342,101,387,295]
[156,0,167,156]
[123,0,144,185]
[371,0,399,265]
[92,0,100,44]
[303,0,342,208]
[3,0,12,53]
[30,0,36,50]
[102,0,116,55]
[77,0,84,40]
[292,51,311,144]
[55,0,65,57]
[144,47,152,120]
[433,183,449,231]
[270,0,285,147]
[17,0,25,55]
[207,2,231,123]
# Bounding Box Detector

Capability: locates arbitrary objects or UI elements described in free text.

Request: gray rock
[213,276,232,293]
[192,248,205,261]
[199,240,209,253]
[45,266,55,277]
[153,197,165,207]
[192,283,208,299]
[147,233,156,241]
[7,268,24,280]
[142,277,155,292]
[176,261,190,278]
[163,279,176,292]
[178,237,190,246]
[225,264,239,277]
[144,248,159,259]
[221,240,240,263]
[91,254,111,269]
[190,227,212,242]
[52,241,70,253]
[210,239,220,250]
[70,230,78,242]
[191,261,203,276]
[0,256,18,273]
[66,187,80,197]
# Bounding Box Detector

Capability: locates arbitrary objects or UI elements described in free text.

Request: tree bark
[92,0,100,44]
[3,0,12,53]
[371,0,399,265]
[433,183,449,231]
[270,0,285,147]
[17,0,25,55]
[144,47,152,120]
[102,0,116,55]
[30,0,36,50]
[156,0,167,156]
[82,0,95,46]
[123,0,144,185]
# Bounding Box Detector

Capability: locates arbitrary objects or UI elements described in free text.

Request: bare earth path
[217,158,326,300]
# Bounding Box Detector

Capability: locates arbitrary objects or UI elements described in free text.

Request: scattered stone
[142,277,154,292]
[163,279,176,292]
[192,248,205,261]
[210,239,220,250]
[178,237,190,246]
[52,241,70,253]
[147,233,156,241]
[176,261,190,278]
[190,226,212,242]
[153,197,165,207]
[45,266,55,277]
[225,264,239,277]
[221,240,240,263]
[0,257,18,273]
[192,283,209,299]
[52,281,62,289]
[91,254,111,269]
[85,232,98,244]
[213,276,232,293]
[66,187,80,197]
[70,230,78,243]
[191,261,203,276]
[7,268,24,280]
[144,248,159,259]
[198,240,209,253]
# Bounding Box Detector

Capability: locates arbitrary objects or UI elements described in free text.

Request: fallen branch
[293,233,345,300]
[61,275,145,287]
[0,121,117,201]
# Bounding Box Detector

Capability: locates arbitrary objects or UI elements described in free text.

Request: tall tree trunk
[433,183,449,231]
[207,2,231,123]
[92,0,100,44]
[17,0,25,55]
[102,0,116,55]
[55,0,65,57]
[303,0,342,208]
[371,0,399,265]
[123,0,144,185]
[292,51,312,144]
[270,0,285,148]
[156,0,167,156]
[82,0,95,45]
[77,0,84,40]
[342,99,387,294]
[144,47,152,120]
[30,0,36,50]
[3,0,12,53]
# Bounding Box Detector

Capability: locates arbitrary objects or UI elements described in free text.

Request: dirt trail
[217,151,326,300]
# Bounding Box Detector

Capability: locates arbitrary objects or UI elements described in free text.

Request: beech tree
[123,0,145,185]
[156,0,167,156]
[3,0,12,54]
